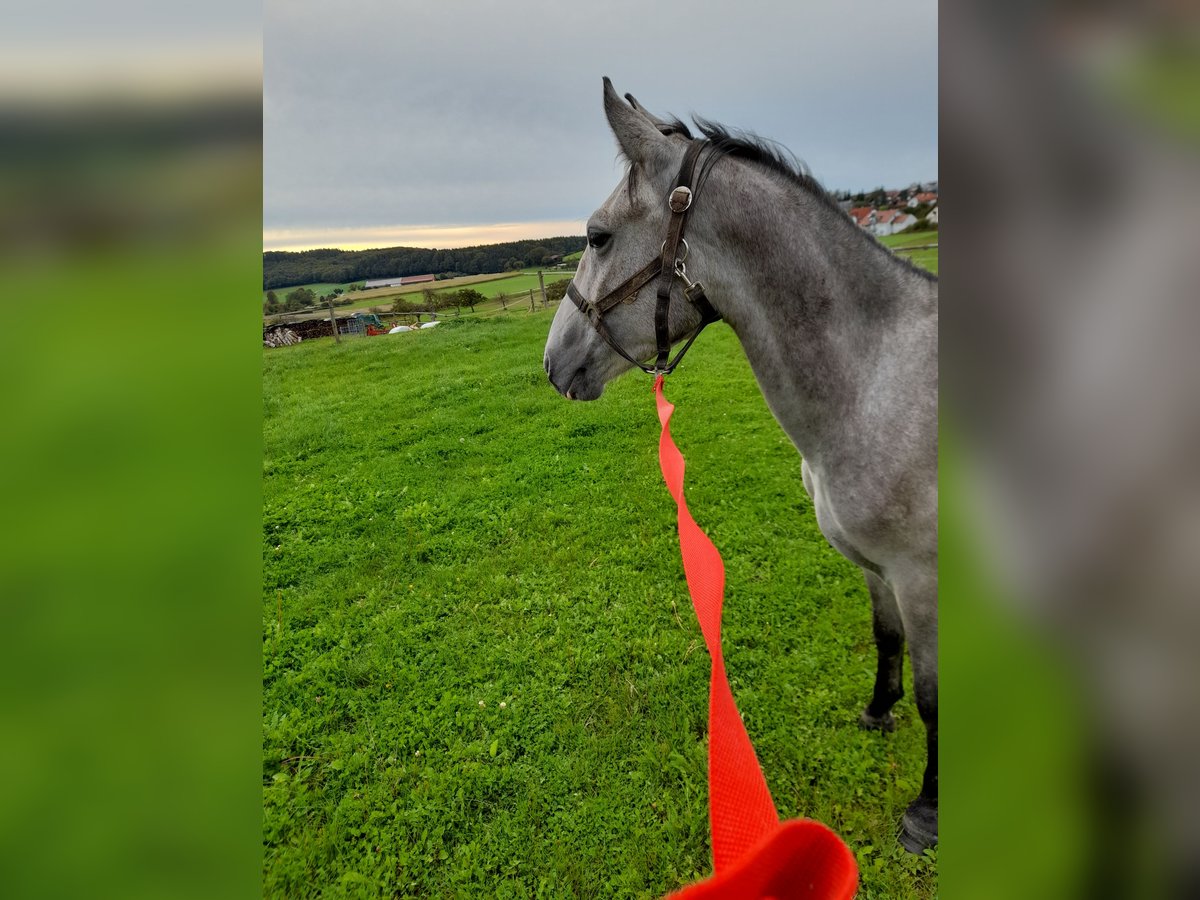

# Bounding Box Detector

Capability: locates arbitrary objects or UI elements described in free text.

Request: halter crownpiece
[566,140,721,376]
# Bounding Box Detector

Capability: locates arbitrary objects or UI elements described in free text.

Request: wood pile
[263,327,302,348]
[288,318,338,340]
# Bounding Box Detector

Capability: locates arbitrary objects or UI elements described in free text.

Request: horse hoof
[899,799,938,854]
[858,709,896,732]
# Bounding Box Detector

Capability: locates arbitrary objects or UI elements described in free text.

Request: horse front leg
[859,569,906,732]
[895,570,938,854]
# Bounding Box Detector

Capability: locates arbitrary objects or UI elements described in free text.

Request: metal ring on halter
[660,238,689,264]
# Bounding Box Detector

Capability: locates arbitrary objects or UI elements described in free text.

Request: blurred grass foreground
[0,40,262,900]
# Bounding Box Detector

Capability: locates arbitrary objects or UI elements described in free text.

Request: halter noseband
[566,140,722,376]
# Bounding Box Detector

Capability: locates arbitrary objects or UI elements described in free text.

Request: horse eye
[587,229,611,250]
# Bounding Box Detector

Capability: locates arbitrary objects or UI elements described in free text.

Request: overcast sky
[265,0,936,251]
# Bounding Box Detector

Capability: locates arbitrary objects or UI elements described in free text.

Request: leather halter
[567,140,722,375]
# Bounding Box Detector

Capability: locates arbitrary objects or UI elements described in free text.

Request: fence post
[327,299,340,343]
[538,270,547,308]
[528,288,535,312]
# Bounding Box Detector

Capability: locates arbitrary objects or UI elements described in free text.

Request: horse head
[543,78,713,400]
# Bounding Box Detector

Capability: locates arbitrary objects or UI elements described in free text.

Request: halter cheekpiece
[567,140,722,376]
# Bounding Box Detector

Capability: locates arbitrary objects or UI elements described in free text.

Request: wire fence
[264,271,575,326]
[263,280,568,345]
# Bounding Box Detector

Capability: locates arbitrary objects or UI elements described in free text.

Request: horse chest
[801,460,880,573]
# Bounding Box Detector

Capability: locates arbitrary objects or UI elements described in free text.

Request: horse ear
[627,92,694,140]
[625,92,671,130]
[602,77,669,168]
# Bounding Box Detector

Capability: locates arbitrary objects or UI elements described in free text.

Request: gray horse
[543,79,938,853]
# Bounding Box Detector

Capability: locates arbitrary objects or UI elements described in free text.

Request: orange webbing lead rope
[654,376,858,900]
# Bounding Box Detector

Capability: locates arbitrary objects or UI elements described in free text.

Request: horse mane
[693,117,822,196]
[682,116,938,283]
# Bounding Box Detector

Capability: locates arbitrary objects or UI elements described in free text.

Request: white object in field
[388,325,413,334]
[420,321,441,329]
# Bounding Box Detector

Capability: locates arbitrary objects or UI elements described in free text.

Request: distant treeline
[263,235,586,290]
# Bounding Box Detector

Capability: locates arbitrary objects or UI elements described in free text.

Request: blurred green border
[1,214,263,899]
[940,423,1093,898]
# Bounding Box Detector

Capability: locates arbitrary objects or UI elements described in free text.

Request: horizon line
[263,220,588,253]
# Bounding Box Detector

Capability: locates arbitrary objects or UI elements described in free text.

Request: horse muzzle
[544,357,604,401]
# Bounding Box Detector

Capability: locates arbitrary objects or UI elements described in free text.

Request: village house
[872,209,917,236]
[363,273,437,289]
[848,206,918,236]
[849,206,875,228]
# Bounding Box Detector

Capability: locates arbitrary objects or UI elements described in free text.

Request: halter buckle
[668,186,693,213]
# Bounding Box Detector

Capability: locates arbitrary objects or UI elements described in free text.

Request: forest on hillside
[263,236,586,290]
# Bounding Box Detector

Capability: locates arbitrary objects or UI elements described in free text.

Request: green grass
[263,300,938,896]
[272,272,577,317]
[898,250,937,276]
[264,282,357,303]
[878,230,937,249]
[468,272,571,300]
[879,230,938,275]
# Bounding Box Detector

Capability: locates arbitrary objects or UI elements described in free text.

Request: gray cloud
[265,0,936,240]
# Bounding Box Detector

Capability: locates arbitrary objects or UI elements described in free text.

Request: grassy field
[880,229,938,275]
[878,230,936,249]
[341,272,576,319]
[263,248,938,897]
[264,282,356,301]
[466,272,571,301]
[267,270,577,317]
[264,273,517,306]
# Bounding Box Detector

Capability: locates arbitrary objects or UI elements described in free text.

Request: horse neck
[694,165,936,462]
